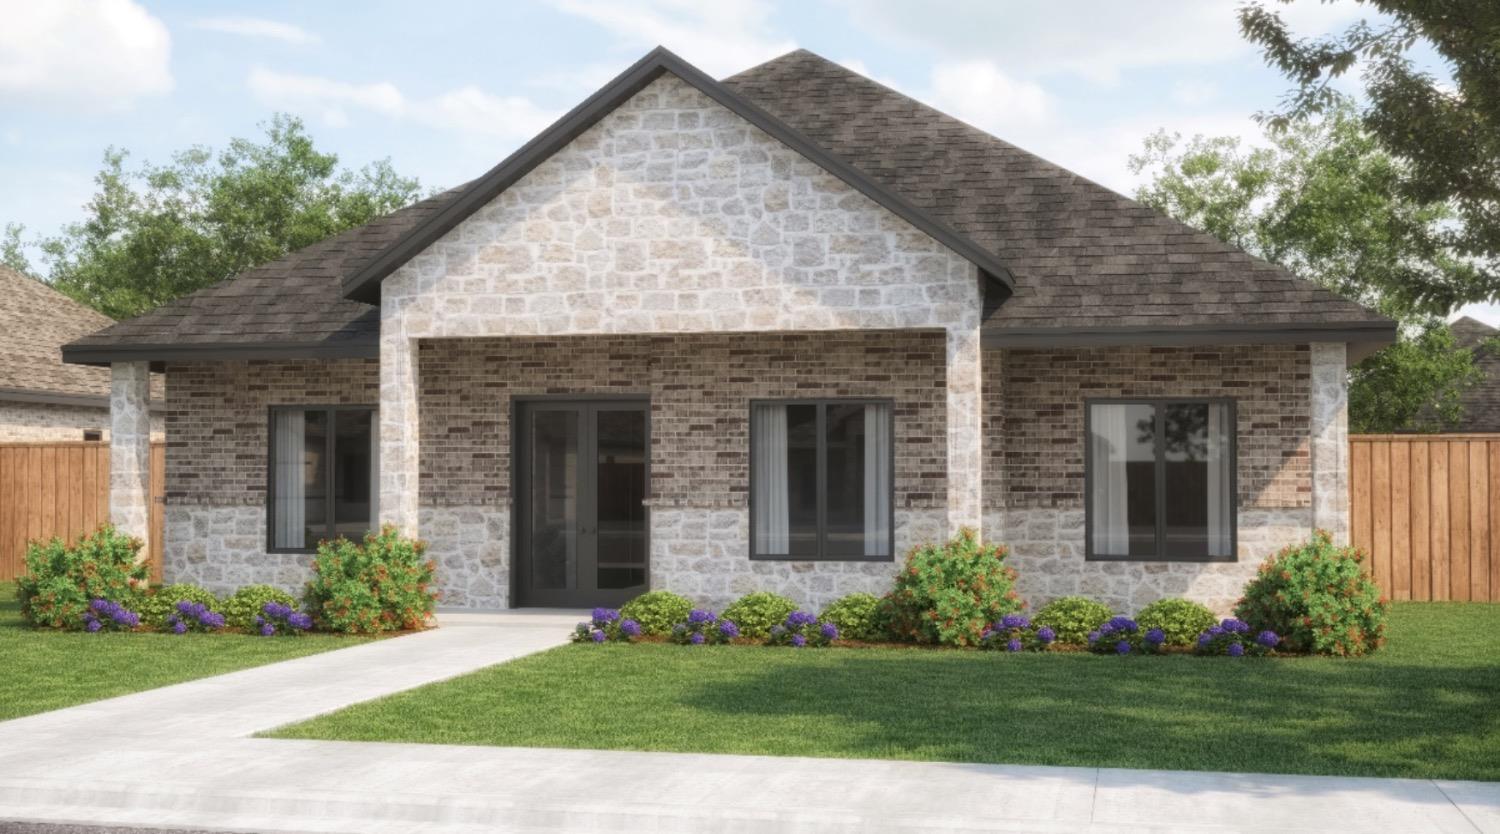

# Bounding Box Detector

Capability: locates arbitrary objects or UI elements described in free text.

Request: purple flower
[790,633,807,648]
[590,629,607,643]
[1086,630,1101,644]
[263,601,290,618]
[689,632,706,645]
[1197,632,1213,647]
[687,609,715,625]
[1144,628,1165,646]
[718,619,740,639]
[820,622,839,640]
[1115,640,1131,655]
[259,623,275,637]
[1206,625,1225,637]
[1227,642,1245,657]
[1221,618,1250,634]
[620,619,642,638]
[171,620,187,635]
[1000,613,1030,629]
[84,617,102,633]
[288,612,313,630]
[1256,630,1280,649]
[1103,616,1138,634]
[1006,638,1024,652]
[592,607,620,625]
[786,610,817,628]
[1036,626,1056,644]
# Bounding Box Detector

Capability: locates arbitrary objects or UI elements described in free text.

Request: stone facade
[1310,342,1351,543]
[109,362,153,541]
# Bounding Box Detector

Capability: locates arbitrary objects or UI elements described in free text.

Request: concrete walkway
[0,612,1495,834]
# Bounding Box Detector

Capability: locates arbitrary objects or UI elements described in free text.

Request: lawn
[270,602,1500,780]
[0,582,365,720]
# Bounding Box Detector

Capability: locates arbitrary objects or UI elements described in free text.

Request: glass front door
[515,400,648,607]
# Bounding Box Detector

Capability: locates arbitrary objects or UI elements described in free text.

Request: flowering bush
[619,590,693,636]
[303,526,437,634]
[721,592,797,638]
[224,585,300,631]
[670,609,738,645]
[766,610,838,647]
[17,525,147,629]
[571,607,641,644]
[1135,598,1218,647]
[165,600,226,634]
[254,601,314,637]
[1234,531,1387,656]
[82,598,140,632]
[1195,618,1279,657]
[1032,596,1113,646]
[137,584,220,630]
[878,528,1023,647]
[979,613,1056,652]
[1086,616,1165,655]
[819,592,884,641]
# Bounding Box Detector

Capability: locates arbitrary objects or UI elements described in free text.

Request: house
[1445,317,1500,432]
[0,265,162,442]
[62,48,1394,613]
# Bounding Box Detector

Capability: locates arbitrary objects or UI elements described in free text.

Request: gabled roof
[338,46,1014,304]
[1445,316,1500,432]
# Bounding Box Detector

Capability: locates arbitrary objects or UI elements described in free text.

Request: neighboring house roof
[1447,317,1500,432]
[63,47,1395,367]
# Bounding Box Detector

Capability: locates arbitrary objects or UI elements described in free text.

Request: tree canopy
[11,114,422,320]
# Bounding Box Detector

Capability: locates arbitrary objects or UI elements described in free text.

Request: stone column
[946,321,984,536]
[1310,342,1350,544]
[379,323,421,537]
[109,361,152,543]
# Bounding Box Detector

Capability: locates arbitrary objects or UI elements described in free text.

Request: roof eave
[985,320,1398,365]
[61,338,380,367]
[339,46,1015,305]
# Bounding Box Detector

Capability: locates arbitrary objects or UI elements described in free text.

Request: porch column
[1309,342,1350,544]
[946,321,984,535]
[109,361,152,542]
[379,333,421,536]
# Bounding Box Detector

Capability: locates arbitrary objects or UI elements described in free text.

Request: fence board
[1351,434,1500,603]
[0,442,164,582]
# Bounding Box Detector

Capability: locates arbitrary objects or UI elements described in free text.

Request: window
[268,406,378,552]
[751,400,893,561]
[1086,399,1235,562]
[82,430,102,442]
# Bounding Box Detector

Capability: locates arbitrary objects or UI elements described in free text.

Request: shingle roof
[0,265,118,399]
[64,48,1392,364]
[1448,317,1500,432]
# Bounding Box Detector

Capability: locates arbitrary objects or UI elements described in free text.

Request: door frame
[510,394,652,608]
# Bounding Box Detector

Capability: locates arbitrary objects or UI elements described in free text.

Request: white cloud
[549,0,795,78]
[928,60,1053,134]
[1172,79,1220,106]
[247,68,559,141]
[0,0,171,110]
[192,16,319,45]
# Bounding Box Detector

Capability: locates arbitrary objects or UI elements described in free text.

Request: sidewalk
[0,611,1495,834]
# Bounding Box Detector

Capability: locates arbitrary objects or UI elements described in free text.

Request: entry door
[515,400,649,607]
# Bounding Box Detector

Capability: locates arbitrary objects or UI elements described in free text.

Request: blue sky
[4,0,1486,322]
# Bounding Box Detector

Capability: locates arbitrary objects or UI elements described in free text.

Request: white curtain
[273,410,306,549]
[1207,403,1233,557]
[863,405,891,557]
[1090,404,1131,555]
[753,404,790,555]
[368,411,380,535]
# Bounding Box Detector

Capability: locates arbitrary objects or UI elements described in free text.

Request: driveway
[0,610,1495,834]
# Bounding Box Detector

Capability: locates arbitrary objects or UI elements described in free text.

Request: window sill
[1085,553,1238,564]
[750,553,895,563]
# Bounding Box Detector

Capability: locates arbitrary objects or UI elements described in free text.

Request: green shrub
[303,526,437,634]
[1032,596,1113,646]
[1234,530,1388,656]
[819,592,885,641]
[138,583,220,629]
[223,584,299,631]
[1135,598,1218,647]
[721,591,797,638]
[877,528,1022,647]
[619,590,693,636]
[15,525,147,629]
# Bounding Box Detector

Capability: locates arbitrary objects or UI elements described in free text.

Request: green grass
[271,603,1500,780]
[0,582,365,720]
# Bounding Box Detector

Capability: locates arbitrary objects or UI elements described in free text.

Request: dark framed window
[267,406,378,553]
[1085,398,1236,562]
[750,399,894,561]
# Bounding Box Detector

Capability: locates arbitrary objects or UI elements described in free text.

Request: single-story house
[1443,317,1500,432]
[0,265,162,442]
[63,48,1395,613]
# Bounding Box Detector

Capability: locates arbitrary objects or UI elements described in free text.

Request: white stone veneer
[109,361,153,543]
[163,505,313,595]
[1310,341,1351,543]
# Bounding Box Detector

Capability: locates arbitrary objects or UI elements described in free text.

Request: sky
[3,0,1489,323]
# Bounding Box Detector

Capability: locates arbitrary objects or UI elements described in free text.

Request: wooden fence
[1351,434,1500,602]
[0,442,165,582]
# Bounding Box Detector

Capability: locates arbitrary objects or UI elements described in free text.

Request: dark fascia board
[61,338,379,367]
[986,320,1397,364]
[0,387,164,412]
[339,46,1016,305]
